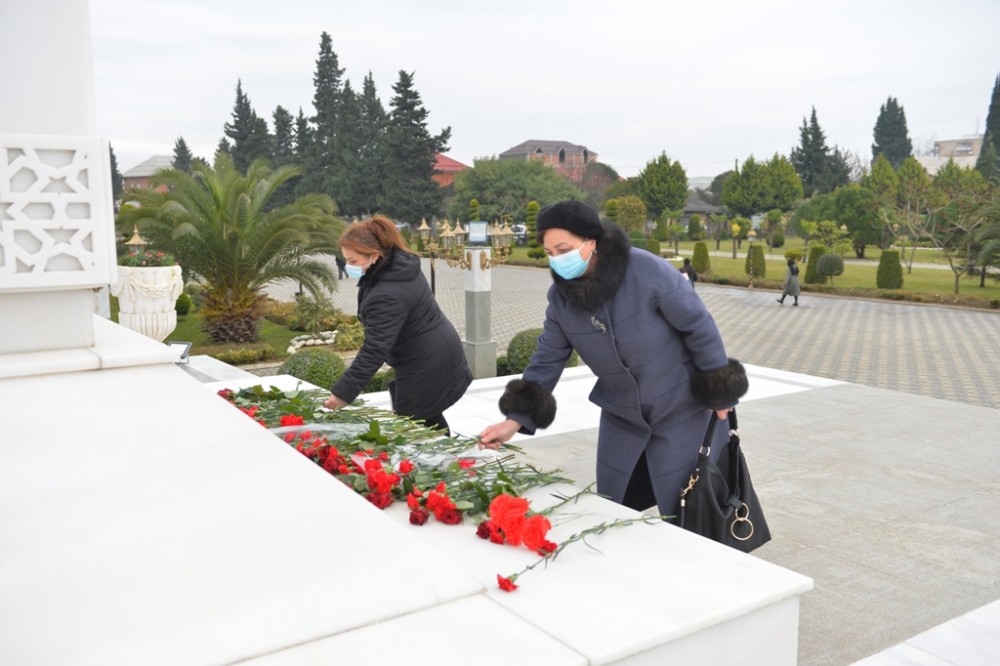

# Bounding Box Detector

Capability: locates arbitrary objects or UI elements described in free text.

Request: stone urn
[111,265,184,342]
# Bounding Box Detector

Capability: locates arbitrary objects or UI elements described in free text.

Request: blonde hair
[339,214,414,258]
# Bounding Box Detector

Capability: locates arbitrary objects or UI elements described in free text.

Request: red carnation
[279,414,305,427]
[398,459,414,474]
[489,494,530,546]
[520,514,553,553]
[497,575,519,592]
[409,509,429,525]
[457,458,476,469]
[476,520,495,540]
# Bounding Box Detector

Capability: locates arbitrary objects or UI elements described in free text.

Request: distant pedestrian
[777,258,800,306]
[680,257,698,286]
[335,253,347,280]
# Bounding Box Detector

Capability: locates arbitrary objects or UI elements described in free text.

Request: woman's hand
[478,419,521,450]
[323,394,348,410]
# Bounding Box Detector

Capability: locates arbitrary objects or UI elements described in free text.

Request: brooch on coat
[590,316,608,334]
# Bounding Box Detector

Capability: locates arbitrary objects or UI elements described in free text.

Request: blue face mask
[345,257,375,280]
[548,242,593,280]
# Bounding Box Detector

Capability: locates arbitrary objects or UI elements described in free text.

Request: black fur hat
[536,200,603,240]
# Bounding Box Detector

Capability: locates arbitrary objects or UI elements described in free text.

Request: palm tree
[118,154,342,343]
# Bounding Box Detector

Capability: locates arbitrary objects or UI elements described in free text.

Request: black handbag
[678,410,771,552]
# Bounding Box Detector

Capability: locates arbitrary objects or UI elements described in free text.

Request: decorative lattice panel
[0,134,117,292]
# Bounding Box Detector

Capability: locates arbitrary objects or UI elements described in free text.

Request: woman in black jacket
[323,215,472,433]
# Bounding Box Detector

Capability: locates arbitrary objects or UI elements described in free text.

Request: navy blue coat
[331,249,471,422]
[500,223,747,518]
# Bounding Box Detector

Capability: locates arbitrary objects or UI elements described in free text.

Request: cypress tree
[692,241,710,274]
[804,244,827,284]
[172,136,193,173]
[108,143,123,201]
[976,74,1000,180]
[871,96,913,169]
[271,106,296,166]
[353,72,388,216]
[329,80,365,216]
[379,70,451,224]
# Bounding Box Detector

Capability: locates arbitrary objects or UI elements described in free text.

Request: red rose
[439,509,462,525]
[519,514,553,553]
[409,509,429,525]
[407,493,423,511]
[497,575,519,592]
[279,414,305,427]
[398,459,414,474]
[476,521,494,539]
[490,531,505,545]
[367,492,394,510]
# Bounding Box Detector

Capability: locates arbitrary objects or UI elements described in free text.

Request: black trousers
[622,451,657,512]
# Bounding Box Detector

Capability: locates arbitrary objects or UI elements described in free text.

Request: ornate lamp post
[416,217,440,295]
[731,222,741,259]
[747,228,758,288]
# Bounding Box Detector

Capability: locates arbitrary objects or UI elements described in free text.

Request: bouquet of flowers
[219,384,661,590]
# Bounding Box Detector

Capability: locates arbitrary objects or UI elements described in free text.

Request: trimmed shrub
[692,242,710,274]
[333,320,365,351]
[496,355,511,377]
[279,347,347,389]
[175,292,194,316]
[877,249,904,289]
[744,244,766,280]
[604,199,619,223]
[364,368,396,393]
[646,239,661,256]
[816,254,845,286]
[771,229,785,248]
[804,244,827,284]
[506,328,579,375]
[784,248,803,263]
[206,343,274,365]
[631,237,649,252]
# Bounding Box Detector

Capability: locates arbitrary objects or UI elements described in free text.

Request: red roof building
[432,153,469,188]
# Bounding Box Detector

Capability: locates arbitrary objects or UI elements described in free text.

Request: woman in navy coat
[479,201,748,517]
[324,215,471,433]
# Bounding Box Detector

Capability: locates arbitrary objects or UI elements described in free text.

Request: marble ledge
[0,315,181,380]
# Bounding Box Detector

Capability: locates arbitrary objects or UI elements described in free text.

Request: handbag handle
[698,409,738,457]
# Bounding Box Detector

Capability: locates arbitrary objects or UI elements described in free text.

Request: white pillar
[0,0,117,354]
[462,248,497,379]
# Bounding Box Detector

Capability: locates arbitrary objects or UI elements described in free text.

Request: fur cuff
[499,379,556,429]
[690,358,749,410]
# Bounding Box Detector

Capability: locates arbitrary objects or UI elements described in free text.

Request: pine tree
[108,143,124,201]
[172,136,193,173]
[379,70,451,223]
[300,32,345,196]
[215,137,232,160]
[223,80,272,173]
[976,74,1000,180]
[871,96,913,169]
[790,107,849,195]
[637,152,688,219]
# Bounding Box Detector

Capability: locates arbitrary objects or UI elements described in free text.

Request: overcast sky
[89,0,1000,180]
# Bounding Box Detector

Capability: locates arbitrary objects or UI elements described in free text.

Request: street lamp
[125,226,148,255]
[417,217,440,295]
[731,222,741,259]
